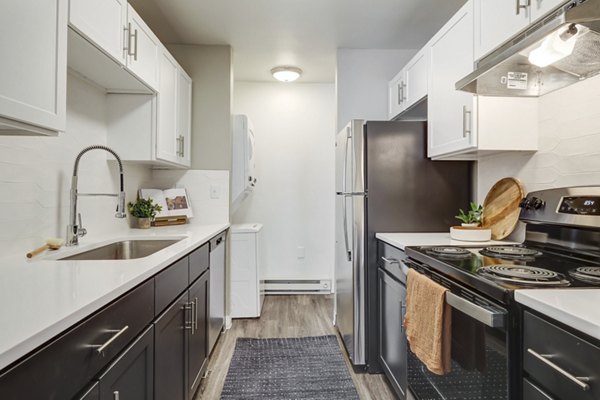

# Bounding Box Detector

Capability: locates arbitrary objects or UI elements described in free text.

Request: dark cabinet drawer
[0,278,154,400]
[378,241,408,283]
[189,242,209,282]
[523,311,600,400]
[155,256,189,315]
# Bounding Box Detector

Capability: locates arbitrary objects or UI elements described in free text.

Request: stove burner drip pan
[426,247,471,259]
[480,246,541,260]
[478,265,570,287]
[569,266,600,285]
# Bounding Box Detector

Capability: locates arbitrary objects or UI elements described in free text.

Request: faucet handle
[77,213,87,238]
[115,191,127,218]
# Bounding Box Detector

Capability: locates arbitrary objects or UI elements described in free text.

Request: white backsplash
[0,74,152,256]
[149,170,230,225]
[478,75,600,200]
[477,75,600,241]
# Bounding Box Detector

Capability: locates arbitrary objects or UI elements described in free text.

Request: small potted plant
[451,202,491,241]
[455,202,484,227]
[128,198,162,229]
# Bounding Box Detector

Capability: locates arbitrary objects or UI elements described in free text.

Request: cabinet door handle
[180,135,185,158]
[397,83,402,105]
[516,0,530,15]
[462,106,472,138]
[133,28,139,61]
[183,302,194,333]
[194,297,199,331]
[381,257,399,265]
[113,391,120,400]
[401,81,407,101]
[527,349,590,391]
[92,326,129,354]
[125,23,135,57]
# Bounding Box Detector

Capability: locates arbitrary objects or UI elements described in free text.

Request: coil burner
[426,247,471,259]
[479,246,541,260]
[569,266,600,285]
[478,265,570,287]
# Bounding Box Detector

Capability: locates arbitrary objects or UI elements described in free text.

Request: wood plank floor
[195,295,396,400]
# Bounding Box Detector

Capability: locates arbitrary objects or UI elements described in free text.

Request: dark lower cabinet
[154,292,189,400]
[379,268,407,400]
[154,270,209,400]
[188,270,209,397]
[97,325,154,400]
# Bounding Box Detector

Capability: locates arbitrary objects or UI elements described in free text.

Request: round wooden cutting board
[482,177,525,240]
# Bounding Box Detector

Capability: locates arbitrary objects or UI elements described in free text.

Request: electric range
[403,186,600,400]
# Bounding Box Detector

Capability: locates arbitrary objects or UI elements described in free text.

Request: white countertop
[515,289,600,341]
[375,232,518,250]
[0,222,229,371]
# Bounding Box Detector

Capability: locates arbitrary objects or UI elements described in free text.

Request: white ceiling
[129,0,466,83]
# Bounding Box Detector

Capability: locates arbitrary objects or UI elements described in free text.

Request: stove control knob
[532,197,545,210]
[519,198,531,209]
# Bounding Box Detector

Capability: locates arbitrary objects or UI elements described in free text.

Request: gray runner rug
[220,335,360,400]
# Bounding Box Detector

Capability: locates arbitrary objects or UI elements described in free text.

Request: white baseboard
[264,279,332,294]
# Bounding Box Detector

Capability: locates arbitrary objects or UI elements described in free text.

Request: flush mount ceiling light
[271,66,302,82]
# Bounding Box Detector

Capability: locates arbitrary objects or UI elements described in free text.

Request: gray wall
[168,44,233,171]
[336,49,417,132]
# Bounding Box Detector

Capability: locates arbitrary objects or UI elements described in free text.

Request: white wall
[477,75,600,239]
[233,82,335,282]
[336,48,416,131]
[0,74,152,255]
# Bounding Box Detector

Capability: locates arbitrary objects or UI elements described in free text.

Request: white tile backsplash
[477,75,600,241]
[477,75,600,202]
[0,74,152,256]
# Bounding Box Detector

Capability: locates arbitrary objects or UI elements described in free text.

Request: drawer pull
[527,348,590,391]
[113,391,120,400]
[381,257,399,265]
[93,326,129,354]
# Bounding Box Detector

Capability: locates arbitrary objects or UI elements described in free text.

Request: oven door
[407,288,509,400]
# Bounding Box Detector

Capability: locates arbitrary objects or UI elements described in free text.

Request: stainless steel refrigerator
[334,120,472,371]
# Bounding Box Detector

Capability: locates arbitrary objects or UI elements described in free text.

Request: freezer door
[335,120,366,366]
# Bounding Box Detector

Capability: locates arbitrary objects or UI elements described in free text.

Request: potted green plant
[455,202,484,227]
[127,198,162,229]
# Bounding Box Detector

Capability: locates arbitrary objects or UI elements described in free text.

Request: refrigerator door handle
[342,128,352,262]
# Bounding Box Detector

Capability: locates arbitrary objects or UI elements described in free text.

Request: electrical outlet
[210,185,221,199]
[297,246,305,259]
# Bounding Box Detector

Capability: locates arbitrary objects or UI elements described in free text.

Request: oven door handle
[446,292,506,328]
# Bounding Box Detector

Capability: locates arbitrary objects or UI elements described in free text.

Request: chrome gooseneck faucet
[66,145,127,246]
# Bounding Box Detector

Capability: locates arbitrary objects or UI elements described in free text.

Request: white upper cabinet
[530,0,568,22]
[155,49,192,167]
[474,0,569,61]
[68,2,159,93]
[388,70,406,120]
[156,50,180,164]
[108,46,192,169]
[126,5,160,91]
[428,2,476,158]
[0,0,67,135]
[404,49,429,108]
[69,0,127,64]
[428,0,539,160]
[176,70,192,167]
[474,0,530,60]
[388,47,429,120]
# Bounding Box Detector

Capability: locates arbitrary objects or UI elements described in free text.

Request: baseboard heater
[264,279,331,294]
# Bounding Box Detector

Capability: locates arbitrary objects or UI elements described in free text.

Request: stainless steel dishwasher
[208,232,226,354]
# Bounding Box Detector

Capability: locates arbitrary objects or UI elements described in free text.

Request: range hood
[457,0,600,97]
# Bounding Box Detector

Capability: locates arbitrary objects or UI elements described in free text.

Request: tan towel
[403,268,452,375]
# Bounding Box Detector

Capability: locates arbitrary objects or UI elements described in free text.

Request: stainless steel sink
[59,239,181,261]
